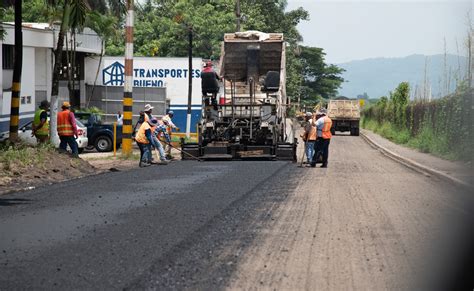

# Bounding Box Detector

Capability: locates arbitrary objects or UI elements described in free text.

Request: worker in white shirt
[161,110,180,159]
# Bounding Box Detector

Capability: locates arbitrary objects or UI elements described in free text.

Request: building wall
[35,47,52,105]
[84,56,204,132]
[0,46,36,132]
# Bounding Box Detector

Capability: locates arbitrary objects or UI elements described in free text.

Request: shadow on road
[0,198,31,207]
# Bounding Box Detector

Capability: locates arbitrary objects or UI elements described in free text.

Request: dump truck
[181,31,296,160]
[327,99,360,136]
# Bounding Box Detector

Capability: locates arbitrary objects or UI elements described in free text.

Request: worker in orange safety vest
[57,101,79,157]
[310,108,332,168]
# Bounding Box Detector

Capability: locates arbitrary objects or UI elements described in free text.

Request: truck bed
[328,100,360,120]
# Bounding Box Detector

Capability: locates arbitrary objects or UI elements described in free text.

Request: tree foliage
[362,83,473,160]
[294,46,345,104]
[4,0,345,105]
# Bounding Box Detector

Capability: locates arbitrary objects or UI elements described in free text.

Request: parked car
[0,119,89,153]
[75,112,122,152]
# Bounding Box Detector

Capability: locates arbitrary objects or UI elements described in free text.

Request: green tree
[45,0,90,143]
[299,46,345,104]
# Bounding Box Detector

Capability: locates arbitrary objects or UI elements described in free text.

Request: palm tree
[85,11,121,107]
[46,0,88,143]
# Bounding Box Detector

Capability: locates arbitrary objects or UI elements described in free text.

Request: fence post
[113,122,117,157]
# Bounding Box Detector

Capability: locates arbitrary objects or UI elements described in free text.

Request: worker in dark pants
[311,109,332,168]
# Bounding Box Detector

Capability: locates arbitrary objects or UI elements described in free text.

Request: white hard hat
[305,112,312,117]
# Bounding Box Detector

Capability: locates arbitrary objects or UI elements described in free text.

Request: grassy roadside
[0,143,56,173]
[0,142,96,192]
[362,118,459,161]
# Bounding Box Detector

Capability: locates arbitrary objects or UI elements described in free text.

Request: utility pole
[9,0,22,142]
[122,0,134,155]
[185,27,193,139]
[236,0,241,32]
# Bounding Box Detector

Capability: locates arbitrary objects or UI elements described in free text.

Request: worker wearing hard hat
[151,119,171,164]
[301,112,317,164]
[57,101,79,157]
[32,100,50,143]
[161,110,179,159]
[135,117,164,167]
[310,108,332,168]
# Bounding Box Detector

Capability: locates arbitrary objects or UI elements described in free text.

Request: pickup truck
[75,112,122,152]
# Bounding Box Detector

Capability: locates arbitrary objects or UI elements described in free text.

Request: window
[2,45,14,70]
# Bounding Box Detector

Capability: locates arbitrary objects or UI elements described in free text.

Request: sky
[286,0,472,64]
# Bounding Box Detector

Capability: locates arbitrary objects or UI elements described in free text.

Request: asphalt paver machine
[182,31,296,160]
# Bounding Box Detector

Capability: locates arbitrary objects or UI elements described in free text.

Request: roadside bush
[362,83,473,161]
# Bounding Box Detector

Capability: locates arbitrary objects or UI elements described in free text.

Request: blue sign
[103,61,125,86]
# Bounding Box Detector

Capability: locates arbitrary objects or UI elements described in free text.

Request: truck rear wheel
[350,128,359,136]
[95,135,113,152]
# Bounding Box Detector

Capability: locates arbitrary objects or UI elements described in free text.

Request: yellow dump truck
[327,99,360,136]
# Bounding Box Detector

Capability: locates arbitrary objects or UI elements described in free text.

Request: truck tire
[350,128,360,136]
[78,148,84,154]
[95,135,113,152]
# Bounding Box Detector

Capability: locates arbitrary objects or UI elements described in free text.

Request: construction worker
[161,110,179,159]
[310,109,332,168]
[32,100,50,144]
[135,117,162,167]
[152,119,171,164]
[301,112,317,164]
[133,104,154,139]
[201,60,220,109]
[57,101,79,157]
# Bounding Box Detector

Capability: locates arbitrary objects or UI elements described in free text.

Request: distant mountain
[336,54,468,99]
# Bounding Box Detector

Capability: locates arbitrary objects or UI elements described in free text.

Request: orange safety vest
[322,116,332,139]
[135,122,151,144]
[57,110,74,136]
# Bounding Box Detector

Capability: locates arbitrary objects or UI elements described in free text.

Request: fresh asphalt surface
[0,134,473,289]
[0,159,298,289]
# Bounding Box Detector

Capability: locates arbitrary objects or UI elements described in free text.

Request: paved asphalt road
[0,134,473,290]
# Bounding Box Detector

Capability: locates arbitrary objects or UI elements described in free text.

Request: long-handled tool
[166,142,203,162]
[298,146,306,168]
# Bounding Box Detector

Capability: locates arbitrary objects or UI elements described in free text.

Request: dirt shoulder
[0,147,97,195]
[361,129,473,187]
[226,134,472,290]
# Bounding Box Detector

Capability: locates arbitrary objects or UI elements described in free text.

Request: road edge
[360,130,471,189]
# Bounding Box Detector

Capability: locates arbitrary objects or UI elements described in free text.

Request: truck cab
[75,112,123,152]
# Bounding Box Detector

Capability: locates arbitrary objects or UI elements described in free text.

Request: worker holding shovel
[151,118,171,165]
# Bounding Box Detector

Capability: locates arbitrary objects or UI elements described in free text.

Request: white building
[84,56,204,132]
[0,22,102,133]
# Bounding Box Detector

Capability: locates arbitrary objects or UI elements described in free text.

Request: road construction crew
[310,109,332,168]
[301,112,317,164]
[135,117,162,167]
[57,101,79,157]
[32,100,50,143]
[161,111,179,159]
